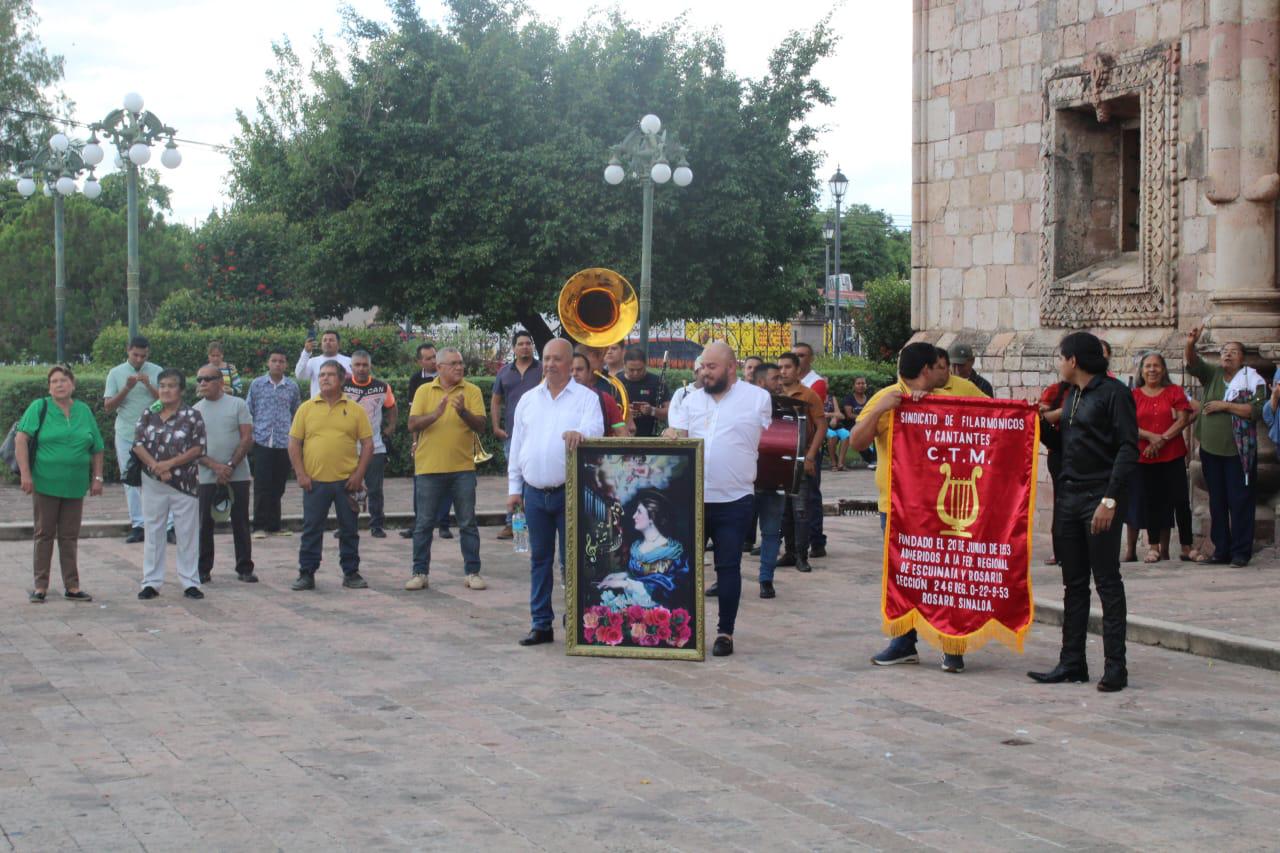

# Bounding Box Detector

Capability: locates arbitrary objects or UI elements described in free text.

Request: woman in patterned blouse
[132,368,208,600]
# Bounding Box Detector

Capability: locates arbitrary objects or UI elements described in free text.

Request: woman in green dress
[15,365,105,603]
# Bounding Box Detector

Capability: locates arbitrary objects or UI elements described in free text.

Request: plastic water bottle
[512,511,529,553]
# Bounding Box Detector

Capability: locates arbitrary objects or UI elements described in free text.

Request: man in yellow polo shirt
[405,346,488,591]
[849,341,986,672]
[287,360,374,591]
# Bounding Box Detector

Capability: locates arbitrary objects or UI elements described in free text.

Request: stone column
[911,0,930,331]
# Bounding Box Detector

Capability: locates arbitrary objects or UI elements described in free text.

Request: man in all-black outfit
[1030,332,1138,693]
[619,345,667,437]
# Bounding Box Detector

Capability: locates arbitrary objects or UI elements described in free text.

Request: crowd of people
[11,324,1267,682]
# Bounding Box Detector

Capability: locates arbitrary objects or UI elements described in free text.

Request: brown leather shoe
[496,524,514,540]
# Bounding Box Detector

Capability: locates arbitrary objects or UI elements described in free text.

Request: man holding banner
[1029,332,1137,692]
[849,338,1008,671]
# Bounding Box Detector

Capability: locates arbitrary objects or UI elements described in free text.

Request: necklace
[1068,387,1084,425]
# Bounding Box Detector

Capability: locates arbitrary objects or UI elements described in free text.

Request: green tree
[854,275,912,361]
[0,0,68,172]
[819,204,909,287]
[0,173,193,362]
[230,0,835,341]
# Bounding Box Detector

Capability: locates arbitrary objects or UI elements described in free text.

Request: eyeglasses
[196,376,221,383]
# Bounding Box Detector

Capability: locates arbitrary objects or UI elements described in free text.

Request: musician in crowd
[743,356,763,384]
[792,343,828,558]
[295,330,351,398]
[849,341,987,673]
[571,354,628,437]
[665,341,772,657]
[603,342,626,377]
[772,353,825,576]
[574,345,631,434]
[619,345,668,437]
[948,343,994,397]
[508,339,605,646]
[402,342,454,541]
[743,361,780,558]
[343,350,397,538]
[755,362,781,394]
[405,347,487,592]
[1029,332,1137,693]
[491,330,542,539]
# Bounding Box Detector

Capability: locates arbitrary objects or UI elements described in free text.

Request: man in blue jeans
[666,341,772,656]
[506,339,604,646]
[287,360,374,591]
[404,347,488,591]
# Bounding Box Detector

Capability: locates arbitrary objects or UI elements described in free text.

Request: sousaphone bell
[558,267,638,421]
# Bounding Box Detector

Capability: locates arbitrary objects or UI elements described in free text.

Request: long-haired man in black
[1029,332,1138,692]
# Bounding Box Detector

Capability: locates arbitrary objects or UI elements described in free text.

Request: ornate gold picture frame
[565,438,705,660]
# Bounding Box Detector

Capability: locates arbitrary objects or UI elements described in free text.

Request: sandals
[28,590,46,603]
[1142,549,1162,564]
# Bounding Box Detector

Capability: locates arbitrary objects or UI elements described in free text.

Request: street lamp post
[822,218,834,351]
[604,113,692,357]
[15,133,104,362]
[90,93,181,340]
[829,166,848,355]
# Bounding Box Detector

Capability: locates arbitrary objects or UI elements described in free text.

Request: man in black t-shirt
[619,345,668,437]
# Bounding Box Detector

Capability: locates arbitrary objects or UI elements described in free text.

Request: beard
[703,373,729,395]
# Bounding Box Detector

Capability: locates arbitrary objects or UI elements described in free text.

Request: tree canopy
[230,0,836,340]
[0,0,67,172]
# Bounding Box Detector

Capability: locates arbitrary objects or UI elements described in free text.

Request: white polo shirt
[508,379,605,494]
[669,379,772,503]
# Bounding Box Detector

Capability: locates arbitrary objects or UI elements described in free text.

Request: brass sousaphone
[558,267,639,421]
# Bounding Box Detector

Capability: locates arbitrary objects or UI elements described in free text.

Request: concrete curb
[1033,596,1280,672]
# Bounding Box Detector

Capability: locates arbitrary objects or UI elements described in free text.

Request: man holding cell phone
[295,330,352,398]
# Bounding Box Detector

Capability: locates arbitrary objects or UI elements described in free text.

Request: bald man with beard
[665,341,772,657]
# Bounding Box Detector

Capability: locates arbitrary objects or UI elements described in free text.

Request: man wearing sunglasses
[194,365,256,583]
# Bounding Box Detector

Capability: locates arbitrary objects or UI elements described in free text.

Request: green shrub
[154,289,315,330]
[853,277,914,360]
[91,324,414,377]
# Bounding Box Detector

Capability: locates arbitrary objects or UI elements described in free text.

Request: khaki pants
[32,493,83,591]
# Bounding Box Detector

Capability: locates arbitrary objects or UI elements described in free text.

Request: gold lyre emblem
[936,462,983,538]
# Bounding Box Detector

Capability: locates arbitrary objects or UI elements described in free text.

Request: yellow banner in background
[682,320,793,359]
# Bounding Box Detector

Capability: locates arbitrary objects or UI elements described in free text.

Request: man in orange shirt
[766,352,826,579]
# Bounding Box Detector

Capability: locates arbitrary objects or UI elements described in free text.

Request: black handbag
[123,450,143,487]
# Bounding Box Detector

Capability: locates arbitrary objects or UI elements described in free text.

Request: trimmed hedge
[154,290,316,331]
[91,324,414,377]
[0,373,507,483]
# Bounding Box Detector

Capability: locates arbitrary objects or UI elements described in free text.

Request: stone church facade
[911,0,1279,530]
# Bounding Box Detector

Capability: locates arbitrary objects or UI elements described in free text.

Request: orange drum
[755,396,808,495]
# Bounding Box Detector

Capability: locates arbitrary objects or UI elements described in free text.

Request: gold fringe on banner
[878,404,1040,657]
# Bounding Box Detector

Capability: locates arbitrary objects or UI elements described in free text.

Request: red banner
[882,396,1038,654]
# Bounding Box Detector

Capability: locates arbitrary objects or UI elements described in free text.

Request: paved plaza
[2,501,1278,851]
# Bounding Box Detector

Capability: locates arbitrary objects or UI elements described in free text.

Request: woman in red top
[1130,352,1194,562]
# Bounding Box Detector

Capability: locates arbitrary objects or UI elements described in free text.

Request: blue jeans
[524,485,567,630]
[299,480,359,576]
[706,495,755,636]
[756,491,785,582]
[1200,448,1256,563]
[412,472,481,576]
[806,449,825,547]
[503,439,512,524]
[114,432,143,528]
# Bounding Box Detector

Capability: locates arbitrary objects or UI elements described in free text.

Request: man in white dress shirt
[665,341,772,657]
[295,330,353,398]
[507,338,606,646]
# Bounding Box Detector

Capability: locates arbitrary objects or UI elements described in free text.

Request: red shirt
[1132,385,1191,464]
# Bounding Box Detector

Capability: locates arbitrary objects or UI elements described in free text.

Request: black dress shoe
[759,581,776,599]
[808,544,827,558]
[1026,664,1090,684]
[776,552,797,567]
[1230,558,1249,567]
[291,574,315,591]
[749,546,761,557]
[125,526,145,544]
[199,571,212,583]
[1097,670,1128,692]
[399,528,414,539]
[342,572,369,589]
[795,559,812,573]
[183,587,204,599]
[237,572,259,583]
[371,528,386,539]
[704,583,719,597]
[518,628,554,646]
[712,635,734,656]
[438,527,453,539]
[741,542,754,553]
[138,586,159,600]
[166,529,177,545]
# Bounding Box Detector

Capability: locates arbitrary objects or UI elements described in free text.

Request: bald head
[700,341,737,396]
[543,338,573,389]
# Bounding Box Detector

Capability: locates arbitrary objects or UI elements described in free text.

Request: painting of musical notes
[566,438,705,660]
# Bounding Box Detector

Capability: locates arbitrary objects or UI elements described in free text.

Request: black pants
[780,474,813,557]
[806,447,825,547]
[1200,449,1256,563]
[366,453,386,530]
[251,445,290,532]
[1054,484,1126,675]
[1140,458,1193,547]
[198,480,254,577]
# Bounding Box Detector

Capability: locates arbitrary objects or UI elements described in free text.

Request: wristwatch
[1101,497,1117,510]
[93,476,104,482]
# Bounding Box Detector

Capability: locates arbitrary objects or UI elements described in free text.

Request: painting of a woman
[596,491,689,611]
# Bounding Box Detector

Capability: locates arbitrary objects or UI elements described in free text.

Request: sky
[32,0,911,229]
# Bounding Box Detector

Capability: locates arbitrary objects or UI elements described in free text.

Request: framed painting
[565,438,705,660]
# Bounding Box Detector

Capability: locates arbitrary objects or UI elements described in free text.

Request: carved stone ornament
[1039,44,1180,328]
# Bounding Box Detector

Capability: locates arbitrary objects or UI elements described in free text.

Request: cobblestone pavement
[1,513,1278,851]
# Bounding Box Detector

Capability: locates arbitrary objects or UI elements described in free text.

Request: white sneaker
[404,574,429,591]
[252,530,267,540]
[270,529,293,538]
[465,574,487,590]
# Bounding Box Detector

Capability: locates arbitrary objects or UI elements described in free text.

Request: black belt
[528,484,565,494]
